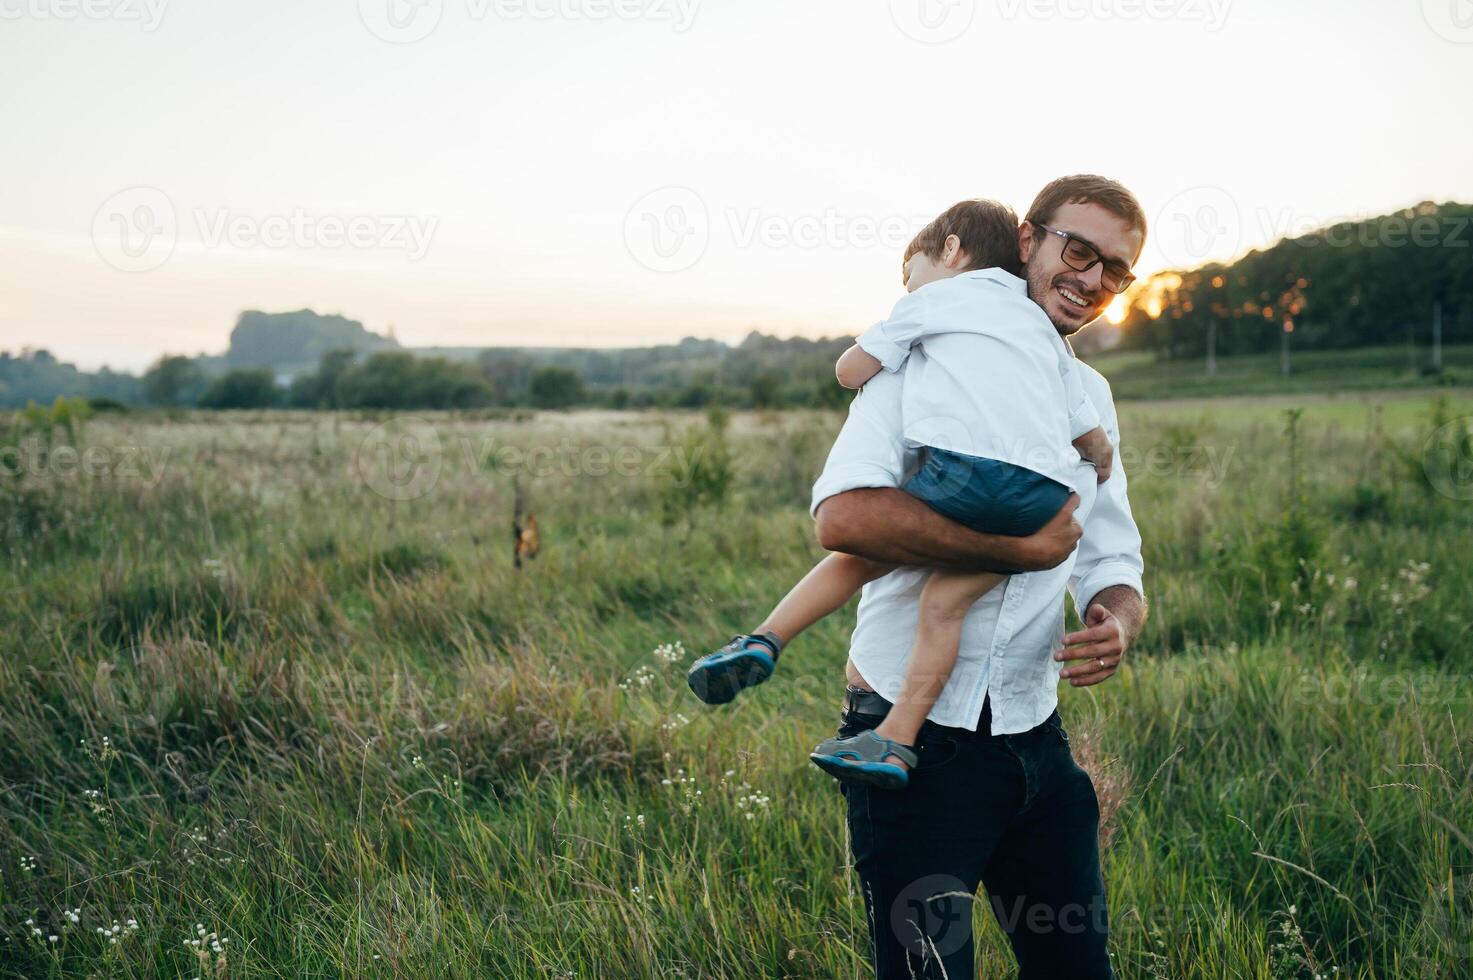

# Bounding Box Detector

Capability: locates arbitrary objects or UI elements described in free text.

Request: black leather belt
[842,686,993,734]
[843,686,894,716]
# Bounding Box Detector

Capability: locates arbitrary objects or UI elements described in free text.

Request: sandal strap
[855,730,918,768]
[730,632,782,662]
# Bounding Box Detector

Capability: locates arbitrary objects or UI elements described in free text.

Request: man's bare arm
[815,487,1081,573]
[1089,584,1147,648]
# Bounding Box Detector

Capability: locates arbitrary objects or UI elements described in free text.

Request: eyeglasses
[1032,223,1136,294]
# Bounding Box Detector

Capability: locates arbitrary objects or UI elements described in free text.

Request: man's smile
[1052,277,1101,319]
[1058,285,1090,308]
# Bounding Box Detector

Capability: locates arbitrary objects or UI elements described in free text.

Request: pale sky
[3,0,1471,371]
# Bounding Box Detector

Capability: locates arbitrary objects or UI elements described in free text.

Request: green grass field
[1085,344,1473,401]
[2,389,1472,978]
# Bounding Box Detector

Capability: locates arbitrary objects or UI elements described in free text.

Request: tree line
[1117,201,1472,361]
[133,338,853,412]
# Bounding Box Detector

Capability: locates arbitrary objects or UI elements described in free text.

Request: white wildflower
[652,641,686,665]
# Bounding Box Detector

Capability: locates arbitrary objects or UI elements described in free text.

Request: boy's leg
[873,569,1004,750]
[755,552,895,647]
[689,552,895,705]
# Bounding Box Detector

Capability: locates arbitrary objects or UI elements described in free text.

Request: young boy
[686,199,1113,790]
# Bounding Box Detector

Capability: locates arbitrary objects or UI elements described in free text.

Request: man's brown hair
[1024,174,1148,253]
[904,199,1022,278]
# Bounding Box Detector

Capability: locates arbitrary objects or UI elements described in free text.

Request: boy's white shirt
[809,344,1144,736]
[854,267,1101,493]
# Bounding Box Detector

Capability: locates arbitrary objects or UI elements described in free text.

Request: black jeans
[839,695,1113,980]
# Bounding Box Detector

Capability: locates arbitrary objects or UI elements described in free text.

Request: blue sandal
[686,632,781,705]
[810,729,919,790]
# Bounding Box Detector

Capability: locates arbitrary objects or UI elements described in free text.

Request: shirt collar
[957,266,1027,293]
[958,267,1077,356]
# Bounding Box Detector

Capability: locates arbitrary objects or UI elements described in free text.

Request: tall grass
[0,392,1470,978]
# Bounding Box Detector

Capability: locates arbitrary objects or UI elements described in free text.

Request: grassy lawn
[1,391,1471,977]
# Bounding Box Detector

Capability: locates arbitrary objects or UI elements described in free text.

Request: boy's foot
[809,730,918,790]
[686,632,781,705]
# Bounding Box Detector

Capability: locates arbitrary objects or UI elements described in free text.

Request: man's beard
[1025,263,1102,337]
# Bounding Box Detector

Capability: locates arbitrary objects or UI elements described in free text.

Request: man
[811,175,1149,979]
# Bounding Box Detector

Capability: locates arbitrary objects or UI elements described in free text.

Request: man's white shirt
[853,268,1102,494]
[810,349,1144,736]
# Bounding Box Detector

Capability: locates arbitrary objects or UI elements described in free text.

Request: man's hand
[1055,584,1146,687]
[1016,494,1082,570]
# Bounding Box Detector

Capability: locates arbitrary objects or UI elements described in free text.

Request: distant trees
[477,352,532,405]
[333,352,494,409]
[6,326,860,412]
[0,350,142,408]
[142,356,205,407]
[1117,201,1473,361]
[750,370,783,408]
[198,368,279,409]
[287,349,356,408]
[529,366,585,409]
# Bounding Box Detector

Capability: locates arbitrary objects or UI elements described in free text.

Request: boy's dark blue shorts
[901,446,1072,538]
